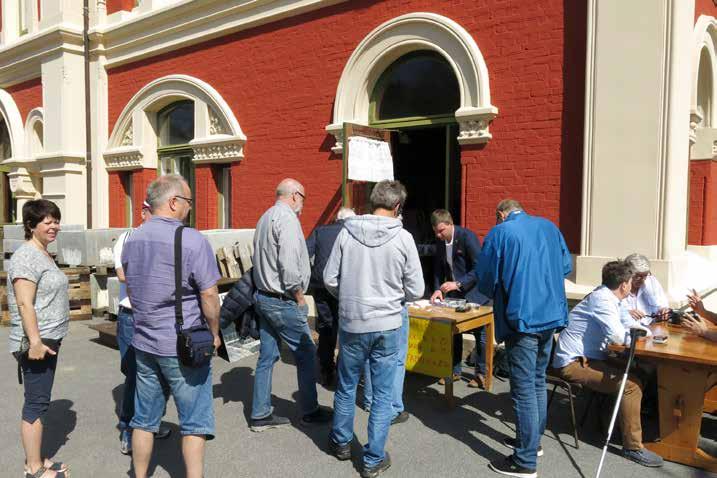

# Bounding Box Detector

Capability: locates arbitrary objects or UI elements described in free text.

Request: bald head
[276,178,306,215]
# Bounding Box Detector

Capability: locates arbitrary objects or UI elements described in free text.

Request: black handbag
[174,226,215,368]
[13,337,61,384]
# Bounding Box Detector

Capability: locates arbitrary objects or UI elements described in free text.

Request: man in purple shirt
[122,174,221,478]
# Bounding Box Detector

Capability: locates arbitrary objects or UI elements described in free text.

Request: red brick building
[0,0,715,295]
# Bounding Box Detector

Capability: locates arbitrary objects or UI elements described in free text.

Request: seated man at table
[552,260,663,468]
[686,289,717,343]
[624,253,670,322]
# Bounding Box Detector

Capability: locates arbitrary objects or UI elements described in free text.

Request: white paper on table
[347,136,394,182]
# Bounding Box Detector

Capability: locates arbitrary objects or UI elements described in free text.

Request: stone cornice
[0,26,84,87]
[90,0,348,67]
[103,146,144,171]
[190,136,246,164]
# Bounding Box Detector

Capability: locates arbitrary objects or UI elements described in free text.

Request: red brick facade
[688,0,717,245]
[106,0,135,15]
[108,168,157,227]
[106,0,586,250]
[6,78,42,124]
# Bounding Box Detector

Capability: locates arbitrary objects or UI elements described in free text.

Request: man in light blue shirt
[552,260,663,468]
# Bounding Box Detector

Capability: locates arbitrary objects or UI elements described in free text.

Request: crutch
[595,327,647,478]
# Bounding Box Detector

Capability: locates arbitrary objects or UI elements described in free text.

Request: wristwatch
[456,281,462,291]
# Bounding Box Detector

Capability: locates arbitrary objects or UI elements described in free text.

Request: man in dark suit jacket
[306,207,355,386]
[430,209,489,388]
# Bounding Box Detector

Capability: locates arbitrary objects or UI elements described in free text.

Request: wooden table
[609,323,717,472]
[406,305,494,406]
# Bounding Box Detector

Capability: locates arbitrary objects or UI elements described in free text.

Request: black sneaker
[361,451,391,478]
[488,456,537,478]
[250,414,291,432]
[503,437,543,457]
[391,411,410,425]
[301,406,333,426]
[328,438,351,461]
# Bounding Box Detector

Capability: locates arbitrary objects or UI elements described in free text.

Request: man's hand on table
[439,281,460,294]
[430,290,444,303]
[629,309,645,321]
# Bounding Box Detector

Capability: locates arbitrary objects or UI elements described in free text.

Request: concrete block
[107,276,120,316]
[91,273,109,313]
[200,229,255,252]
[3,224,84,254]
[56,228,131,266]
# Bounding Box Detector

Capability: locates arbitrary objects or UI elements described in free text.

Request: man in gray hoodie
[324,180,424,478]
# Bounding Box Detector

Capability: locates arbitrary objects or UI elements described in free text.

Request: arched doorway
[369,50,461,244]
[0,118,14,223]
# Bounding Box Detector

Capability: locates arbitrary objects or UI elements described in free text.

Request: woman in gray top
[8,199,70,478]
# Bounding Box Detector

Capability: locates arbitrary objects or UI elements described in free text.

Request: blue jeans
[363,308,408,417]
[251,293,319,419]
[332,327,399,468]
[131,349,215,439]
[117,307,136,429]
[505,329,554,469]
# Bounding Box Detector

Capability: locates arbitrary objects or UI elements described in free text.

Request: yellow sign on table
[405,316,453,378]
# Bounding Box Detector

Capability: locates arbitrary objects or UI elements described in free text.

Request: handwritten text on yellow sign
[405,316,453,378]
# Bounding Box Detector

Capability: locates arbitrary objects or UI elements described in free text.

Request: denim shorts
[130,348,215,439]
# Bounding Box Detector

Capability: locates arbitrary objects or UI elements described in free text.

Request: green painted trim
[369,115,456,129]
[157,144,192,154]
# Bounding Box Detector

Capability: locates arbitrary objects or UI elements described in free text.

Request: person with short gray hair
[145,174,188,211]
[324,179,424,476]
[623,253,669,322]
[306,207,356,385]
[251,178,332,431]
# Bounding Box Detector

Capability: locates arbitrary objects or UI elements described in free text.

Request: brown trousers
[554,358,644,450]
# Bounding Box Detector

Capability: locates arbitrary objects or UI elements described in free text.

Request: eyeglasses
[294,190,306,201]
[174,195,193,206]
[633,272,651,280]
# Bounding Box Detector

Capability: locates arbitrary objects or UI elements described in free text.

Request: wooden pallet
[0,266,92,325]
[216,243,253,279]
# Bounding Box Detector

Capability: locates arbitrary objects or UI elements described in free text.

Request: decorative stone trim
[190,136,245,164]
[103,147,144,170]
[690,111,703,146]
[455,107,499,145]
[35,153,87,175]
[326,12,498,154]
[120,121,133,146]
[325,124,344,154]
[209,108,227,135]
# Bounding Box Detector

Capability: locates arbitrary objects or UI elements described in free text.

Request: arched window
[157,100,195,225]
[698,47,713,128]
[371,50,460,124]
[0,119,11,160]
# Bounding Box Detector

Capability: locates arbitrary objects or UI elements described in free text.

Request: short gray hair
[370,180,407,211]
[146,174,187,209]
[625,253,650,274]
[496,199,524,214]
[276,178,303,198]
[337,207,355,220]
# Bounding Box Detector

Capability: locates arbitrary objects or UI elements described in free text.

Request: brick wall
[108,171,126,227]
[108,168,156,227]
[131,168,156,226]
[695,0,717,20]
[107,0,585,247]
[107,0,135,15]
[6,78,42,124]
[688,160,717,245]
[194,164,218,230]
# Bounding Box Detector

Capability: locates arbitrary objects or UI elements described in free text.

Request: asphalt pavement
[0,321,713,477]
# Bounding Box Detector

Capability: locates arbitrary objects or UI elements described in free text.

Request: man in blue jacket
[306,207,355,386]
[477,199,572,478]
[429,209,489,388]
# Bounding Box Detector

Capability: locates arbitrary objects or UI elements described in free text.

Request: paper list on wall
[347,135,394,182]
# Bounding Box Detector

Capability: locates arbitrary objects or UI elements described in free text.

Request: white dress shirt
[623,274,668,316]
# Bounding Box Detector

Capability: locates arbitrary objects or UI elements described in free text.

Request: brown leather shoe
[467,374,485,389]
[438,374,461,385]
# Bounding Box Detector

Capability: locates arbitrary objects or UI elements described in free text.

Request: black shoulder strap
[174,225,185,333]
